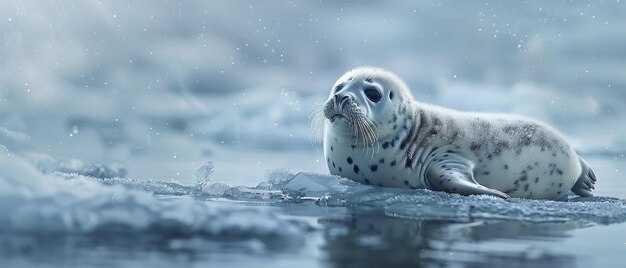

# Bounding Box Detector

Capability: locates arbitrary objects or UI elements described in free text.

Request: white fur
[322,67,584,200]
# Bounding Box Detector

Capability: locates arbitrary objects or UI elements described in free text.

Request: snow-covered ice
[262,172,626,224]
[0,151,309,246]
[43,161,626,226]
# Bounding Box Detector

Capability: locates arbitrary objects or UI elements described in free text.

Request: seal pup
[315,67,596,200]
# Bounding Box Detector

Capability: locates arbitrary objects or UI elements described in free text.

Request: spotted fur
[321,67,594,200]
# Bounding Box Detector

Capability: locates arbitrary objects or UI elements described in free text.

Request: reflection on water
[0,202,592,268]
[320,208,580,268]
[0,232,305,268]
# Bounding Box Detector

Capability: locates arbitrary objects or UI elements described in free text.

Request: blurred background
[1,1,625,186]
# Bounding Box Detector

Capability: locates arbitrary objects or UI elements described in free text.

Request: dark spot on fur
[347,157,353,164]
[364,178,370,184]
[354,165,359,174]
[338,167,342,172]
[488,140,511,157]
[470,142,482,152]
[524,184,530,191]
[382,142,389,149]
[404,180,409,185]
[534,177,539,183]
[399,111,423,150]
[520,176,528,182]
[389,91,394,100]
[558,183,563,188]
[557,169,563,175]
[332,162,336,168]
[379,159,385,164]
[351,145,356,150]
[378,183,383,187]
[504,164,509,170]
[330,146,334,151]
[390,160,396,166]
[483,171,490,175]
[370,165,378,172]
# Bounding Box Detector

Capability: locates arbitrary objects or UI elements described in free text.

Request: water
[1,1,626,267]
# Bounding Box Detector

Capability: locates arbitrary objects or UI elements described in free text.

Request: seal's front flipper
[425,157,509,199]
[571,157,596,197]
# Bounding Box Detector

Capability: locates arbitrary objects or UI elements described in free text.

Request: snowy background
[2,2,626,267]
[1,1,625,185]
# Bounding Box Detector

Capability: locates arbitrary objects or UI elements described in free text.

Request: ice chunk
[256,168,298,190]
[282,172,364,197]
[265,172,626,224]
[193,161,214,191]
[0,152,309,246]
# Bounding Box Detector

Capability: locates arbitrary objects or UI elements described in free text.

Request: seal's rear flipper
[425,157,510,199]
[571,157,596,197]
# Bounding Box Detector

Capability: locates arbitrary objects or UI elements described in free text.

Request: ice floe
[0,151,309,246]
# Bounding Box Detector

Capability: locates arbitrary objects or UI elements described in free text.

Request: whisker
[356,117,369,157]
[363,116,380,156]
[361,117,376,158]
[308,102,327,150]
[359,117,374,158]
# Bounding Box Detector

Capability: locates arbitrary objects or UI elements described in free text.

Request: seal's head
[321,67,413,145]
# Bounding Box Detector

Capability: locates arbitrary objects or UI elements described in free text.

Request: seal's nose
[334,93,351,107]
[334,94,349,103]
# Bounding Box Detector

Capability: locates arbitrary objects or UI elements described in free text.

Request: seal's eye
[334,84,344,93]
[364,87,382,103]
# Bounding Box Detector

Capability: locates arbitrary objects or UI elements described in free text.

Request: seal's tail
[571,157,596,197]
